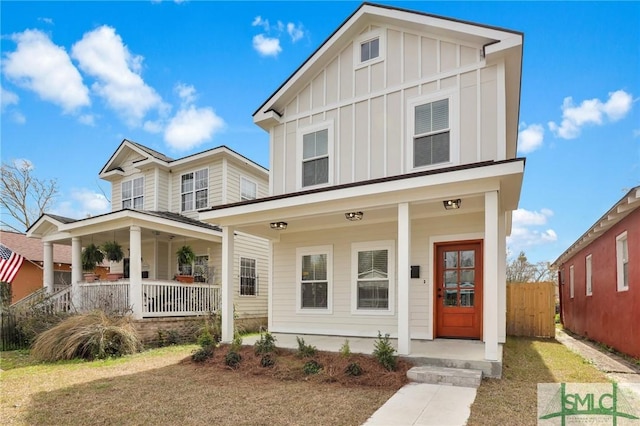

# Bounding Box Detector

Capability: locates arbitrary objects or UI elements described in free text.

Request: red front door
[435,241,483,339]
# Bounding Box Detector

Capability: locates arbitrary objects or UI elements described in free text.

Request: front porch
[243,333,502,378]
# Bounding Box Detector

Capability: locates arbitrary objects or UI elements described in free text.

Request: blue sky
[1,1,638,264]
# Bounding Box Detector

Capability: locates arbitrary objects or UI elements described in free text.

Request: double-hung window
[240,257,257,296]
[413,98,450,168]
[351,241,395,314]
[122,177,144,210]
[181,168,208,212]
[302,129,329,187]
[240,177,257,201]
[296,246,332,312]
[616,232,629,291]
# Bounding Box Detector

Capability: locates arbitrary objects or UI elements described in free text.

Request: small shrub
[224,350,242,368]
[296,336,317,358]
[197,327,215,348]
[345,362,362,376]
[373,331,397,371]
[254,330,276,355]
[303,359,322,375]
[260,353,275,368]
[230,333,243,353]
[339,339,351,358]
[191,345,214,362]
[166,329,181,345]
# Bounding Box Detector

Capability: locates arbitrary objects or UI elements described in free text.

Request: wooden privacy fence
[506,281,556,338]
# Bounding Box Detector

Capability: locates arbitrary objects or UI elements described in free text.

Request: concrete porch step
[407,365,483,388]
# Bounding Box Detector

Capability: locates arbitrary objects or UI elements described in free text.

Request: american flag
[0,243,24,284]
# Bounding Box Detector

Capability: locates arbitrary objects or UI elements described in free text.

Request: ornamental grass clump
[30,311,141,362]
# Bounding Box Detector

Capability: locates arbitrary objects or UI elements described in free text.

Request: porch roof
[199,158,525,239]
[26,209,222,245]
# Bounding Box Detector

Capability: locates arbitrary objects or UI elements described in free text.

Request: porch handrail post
[221,226,235,342]
[71,237,82,310]
[43,241,54,293]
[397,202,411,355]
[129,225,143,320]
[484,190,499,361]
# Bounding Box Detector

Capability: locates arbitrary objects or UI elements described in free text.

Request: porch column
[484,191,499,361]
[43,242,54,293]
[221,226,235,342]
[397,202,411,355]
[129,226,143,320]
[71,237,82,310]
[497,211,507,343]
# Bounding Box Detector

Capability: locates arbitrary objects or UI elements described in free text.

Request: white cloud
[252,34,281,57]
[38,17,54,25]
[517,123,544,154]
[252,16,270,31]
[164,105,225,151]
[175,82,196,106]
[508,208,558,250]
[548,90,633,139]
[13,158,34,170]
[2,29,90,113]
[71,25,164,126]
[1,86,19,110]
[52,188,110,219]
[78,114,95,126]
[287,22,304,42]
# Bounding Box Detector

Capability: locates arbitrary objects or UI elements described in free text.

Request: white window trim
[295,245,333,314]
[406,89,459,173]
[616,231,629,292]
[353,28,385,69]
[585,254,592,296]
[569,265,575,299]
[180,168,209,212]
[296,121,334,190]
[240,176,258,201]
[239,256,258,297]
[351,240,395,316]
[121,176,144,210]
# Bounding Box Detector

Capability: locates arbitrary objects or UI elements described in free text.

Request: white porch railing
[71,280,220,318]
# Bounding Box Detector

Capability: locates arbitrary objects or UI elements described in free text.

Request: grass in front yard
[1,344,396,425]
[467,337,610,425]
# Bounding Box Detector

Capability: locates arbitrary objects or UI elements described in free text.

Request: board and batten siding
[270,212,485,338]
[270,24,501,196]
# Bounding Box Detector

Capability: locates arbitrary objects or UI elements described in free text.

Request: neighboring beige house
[27,140,269,321]
[200,3,525,365]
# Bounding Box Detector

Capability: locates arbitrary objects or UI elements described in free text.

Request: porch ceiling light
[270,221,288,230]
[443,199,462,210]
[345,211,364,221]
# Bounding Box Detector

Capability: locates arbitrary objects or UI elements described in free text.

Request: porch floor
[242,333,503,378]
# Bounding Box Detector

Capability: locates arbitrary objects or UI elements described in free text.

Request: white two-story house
[27,140,270,322]
[200,3,525,371]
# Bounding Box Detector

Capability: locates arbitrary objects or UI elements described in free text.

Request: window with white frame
[354,29,385,68]
[360,37,379,62]
[302,129,329,188]
[181,168,208,212]
[569,265,575,299]
[351,241,394,314]
[240,177,257,201]
[240,257,257,296]
[122,177,144,210]
[616,231,629,291]
[585,254,592,296]
[413,98,450,167]
[296,246,332,312]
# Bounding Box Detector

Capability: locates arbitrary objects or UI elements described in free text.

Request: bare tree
[506,251,556,283]
[0,160,58,232]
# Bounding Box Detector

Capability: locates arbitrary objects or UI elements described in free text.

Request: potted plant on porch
[82,243,105,282]
[176,245,196,283]
[102,240,124,280]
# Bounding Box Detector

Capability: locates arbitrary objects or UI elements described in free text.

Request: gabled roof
[253,2,523,132]
[552,186,640,267]
[0,230,72,263]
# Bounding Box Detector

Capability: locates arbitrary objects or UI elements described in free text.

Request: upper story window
[122,177,144,210]
[407,91,457,171]
[354,29,385,68]
[240,176,257,201]
[360,38,379,62]
[298,122,333,189]
[569,265,575,299]
[616,231,629,292]
[585,254,592,296]
[181,168,208,212]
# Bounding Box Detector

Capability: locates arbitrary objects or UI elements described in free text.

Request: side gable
[99,139,172,179]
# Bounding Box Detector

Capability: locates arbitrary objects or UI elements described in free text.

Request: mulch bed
[186,344,411,389]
